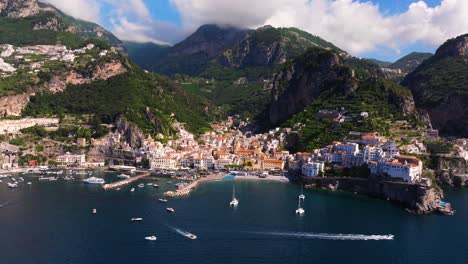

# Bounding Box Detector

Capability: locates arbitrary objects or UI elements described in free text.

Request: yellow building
[261,159,285,170]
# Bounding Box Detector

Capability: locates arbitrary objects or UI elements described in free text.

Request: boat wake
[0,200,11,208]
[252,231,394,241]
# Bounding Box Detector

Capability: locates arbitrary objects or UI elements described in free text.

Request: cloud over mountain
[42,0,468,56]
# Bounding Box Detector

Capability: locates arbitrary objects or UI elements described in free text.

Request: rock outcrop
[267,49,348,126]
[114,115,145,149]
[0,93,31,116]
[402,33,468,137]
[301,176,451,215]
[0,0,39,18]
[434,34,468,58]
[48,61,128,93]
[432,155,468,187]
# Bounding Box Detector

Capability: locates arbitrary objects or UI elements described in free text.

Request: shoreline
[164,174,290,197]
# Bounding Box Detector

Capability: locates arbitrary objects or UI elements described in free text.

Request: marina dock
[103,171,150,190]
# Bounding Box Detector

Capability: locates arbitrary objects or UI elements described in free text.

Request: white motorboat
[167,207,175,213]
[145,236,157,241]
[83,177,105,185]
[158,198,168,203]
[117,174,130,179]
[295,197,305,216]
[92,208,97,214]
[229,185,239,207]
[175,228,197,240]
[153,184,160,188]
[131,218,143,222]
[130,188,135,192]
[138,183,145,188]
[27,182,32,185]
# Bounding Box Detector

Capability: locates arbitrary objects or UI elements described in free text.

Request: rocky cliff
[402,33,468,137]
[265,47,419,127]
[114,115,145,149]
[301,176,451,215]
[267,48,349,125]
[431,155,468,187]
[0,0,39,18]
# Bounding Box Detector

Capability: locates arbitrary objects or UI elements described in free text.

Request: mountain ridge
[402,33,468,137]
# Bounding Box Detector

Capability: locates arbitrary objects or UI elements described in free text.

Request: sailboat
[295,197,305,216]
[299,185,305,201]
[229,185,239,207]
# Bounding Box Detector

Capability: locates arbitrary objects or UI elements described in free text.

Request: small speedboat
[229,185,239,207]
[158,198,168,203]
[117,174,130,179]
[116,188,121,191]
[92,208,97,214]
[153,184,159,188]
[131,218,143,222]
[146,183,153,186]
[27,182,32,185]
[166,208,175,213]
[145,236,157,241]
[138,183,145,188]
[175,228,197,240]
[130,188,135,192]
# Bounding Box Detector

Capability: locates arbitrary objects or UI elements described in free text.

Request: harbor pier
[103,171,150,190]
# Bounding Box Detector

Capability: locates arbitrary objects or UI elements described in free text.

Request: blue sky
[45,0,468,62]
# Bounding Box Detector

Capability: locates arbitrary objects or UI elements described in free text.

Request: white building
[193,158,206,169]
[151,157,177,170]
[379,161,421,182]
[363,146,384,162]
[56,153,86,166]
[302,162,324,177]
[0,118,59,135]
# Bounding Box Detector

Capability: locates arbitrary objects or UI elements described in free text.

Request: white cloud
[41,0,468,56]
[171,0,468,55]
[41,0,102,24]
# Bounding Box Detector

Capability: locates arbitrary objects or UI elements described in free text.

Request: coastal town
[1,115,467,187]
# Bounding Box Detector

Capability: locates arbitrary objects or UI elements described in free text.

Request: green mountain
[0,0,123,50]
[141,24,346,77]
[125,24,349,120]
[123,41,169,71]
[0,0,217,143]
[389,52,432,73]
[402,34,468,137]
[266,48,420,150]
[366,58,392,68]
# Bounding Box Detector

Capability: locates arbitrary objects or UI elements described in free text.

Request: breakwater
[301,177,454,215]
[103,172,150,190]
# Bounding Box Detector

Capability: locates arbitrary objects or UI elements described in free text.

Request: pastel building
[302,161,325,177]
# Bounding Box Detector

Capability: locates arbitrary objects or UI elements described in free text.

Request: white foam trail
[254,231,394,241]
[0,200,11,208]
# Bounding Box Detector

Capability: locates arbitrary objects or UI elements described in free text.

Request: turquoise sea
[0,171,467,264]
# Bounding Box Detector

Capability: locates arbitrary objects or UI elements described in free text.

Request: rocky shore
[300,176,455,215]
